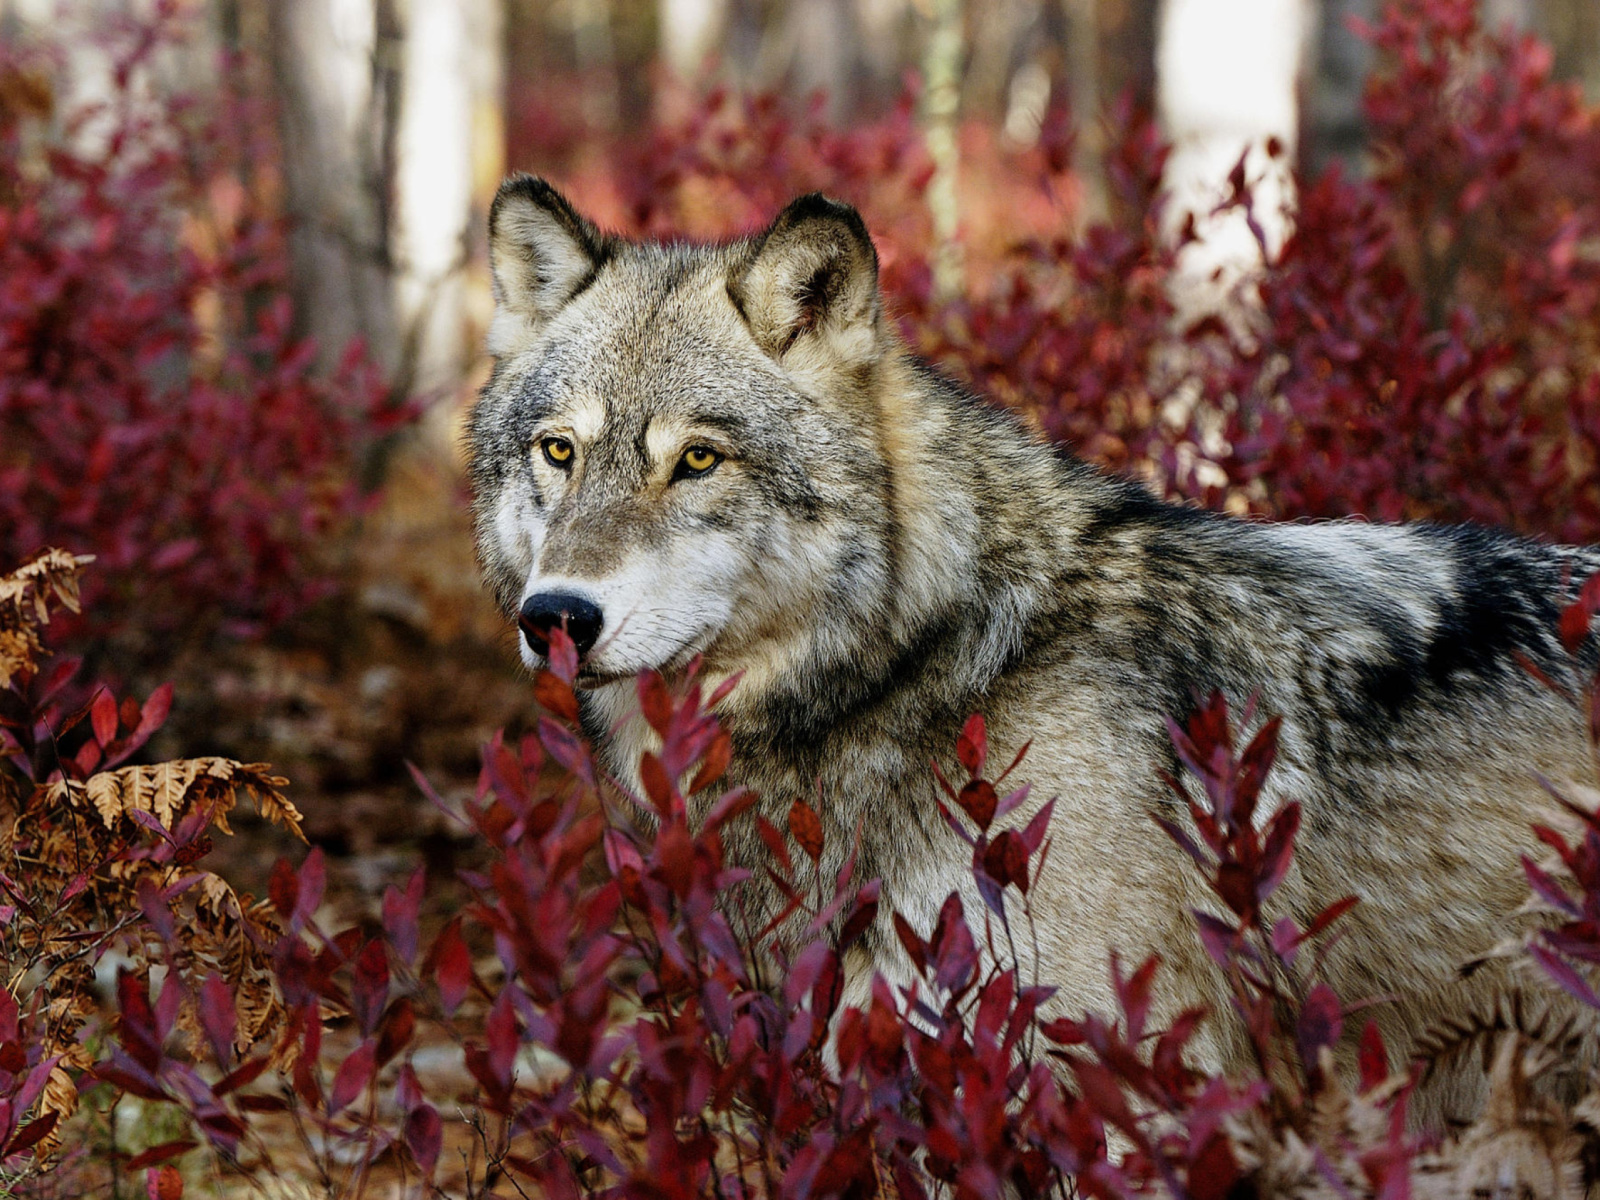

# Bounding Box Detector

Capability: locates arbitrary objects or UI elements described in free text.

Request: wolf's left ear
[487,175,610,356]
[730,194,882,372]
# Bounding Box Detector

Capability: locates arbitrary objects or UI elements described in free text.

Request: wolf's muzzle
[519,592,604,659]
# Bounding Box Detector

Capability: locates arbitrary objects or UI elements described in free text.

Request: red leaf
[703,785,756,831]
[145,1165,183,1200]
[638,752,677,817]
[406,1104,443,1175]
[113,683,173,764]
[294,848,325,927]
[268,857,297,921]
[213,1054,271,1097]
[538,716,594,785]
[74,740,101,776]
[534,671,580,723]
[981,829,1029,892]
[707,670,744,707]
[381,866,425,964]
[1296,982,1344,1063]
[956,713,987,776]
[376,998,416,1067]
[1020,797,1055,854]
[1530,941,1600,1009]
[755,815,792,873]
[117,971,162,1072]
[198,974,235,1065]
[893,912,927,973]
[486,989,518,1090]
[956,779,998,831]
[1301,894,1361,942]
[688,728,733,793]
[1358,1020,1389,1091]
[545,625,579,683]
[1039,1017,1086,1045]
[90,688,117,746]
[328,1040,376,1116]
[637,670,673,736]
[1560,573,1600,653]
[839,879,880,949]
[351,939,389,1037]
[1115,953,1161,1041]
[2,1112,56,1159]
[930,893,977,992]
[1258,801,1300,899]
[1217,862,1256,920]
[654,819,696,896]
[125,1140,196,1170]
[788,800,823,864]
[1187,1134,1241,1200]
[431,921,473,1014]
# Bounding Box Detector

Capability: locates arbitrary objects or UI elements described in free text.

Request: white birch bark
[1156,0,1311,315]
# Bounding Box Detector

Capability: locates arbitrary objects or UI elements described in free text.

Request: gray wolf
[467,174,1600,1119]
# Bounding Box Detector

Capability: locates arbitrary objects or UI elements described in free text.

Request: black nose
[519,592,604,659]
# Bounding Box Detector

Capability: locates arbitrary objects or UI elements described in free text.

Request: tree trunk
[265,0,501,399]
[1299,0,1373,176]
[1156,0,1311,312]
[658,0,726,78]
[266,0,400,378]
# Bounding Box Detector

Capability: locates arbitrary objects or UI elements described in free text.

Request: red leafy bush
[6,560,1596,1196]
[93,626,1419,1198]
[1207,0,1600,539]
[0,8,407,657]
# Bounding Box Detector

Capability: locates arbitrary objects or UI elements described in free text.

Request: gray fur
[469,176,1600,1122]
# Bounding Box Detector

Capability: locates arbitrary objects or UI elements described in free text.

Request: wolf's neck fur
[709,348,1105,756]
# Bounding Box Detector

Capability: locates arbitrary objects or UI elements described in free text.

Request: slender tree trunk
[658,0,726,78]
[1299,0,1373,176]
[267,0,399,376]
[923,0,965,300]
[1156,0,1311,312]
[266,0,500,400]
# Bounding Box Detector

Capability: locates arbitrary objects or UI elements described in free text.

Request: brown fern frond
[0,549,93,687]
[44,758,303,841]
[1414,989,1588,1080]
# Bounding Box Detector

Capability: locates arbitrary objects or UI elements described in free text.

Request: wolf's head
[469,177,909,689]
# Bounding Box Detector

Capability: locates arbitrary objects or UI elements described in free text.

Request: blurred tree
[1158,0,1309,313]
[264,0,503,400]
[1093,0,1159,115]
[1300,0,1373,174]
[1538,0,1600,95]
[659,0,724,78]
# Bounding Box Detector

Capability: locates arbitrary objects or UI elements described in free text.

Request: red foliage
[95,628,1402,1196]
[1207,0,1600,539]
[0,9,408,654]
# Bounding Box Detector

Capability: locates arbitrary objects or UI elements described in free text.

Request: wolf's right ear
[730,193,882,375]
[487,175,610,356]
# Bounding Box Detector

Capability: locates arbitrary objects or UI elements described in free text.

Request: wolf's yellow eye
[541,437,574,467]
[679,446,720,475]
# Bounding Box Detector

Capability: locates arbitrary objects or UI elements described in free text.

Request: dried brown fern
[0,551,301,1164]
[42,757,303,838]
[0,549,91,689]
[1412,987,1589,1080]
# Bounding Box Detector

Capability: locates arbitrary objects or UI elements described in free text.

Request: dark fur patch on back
[1353,526,1567,720]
